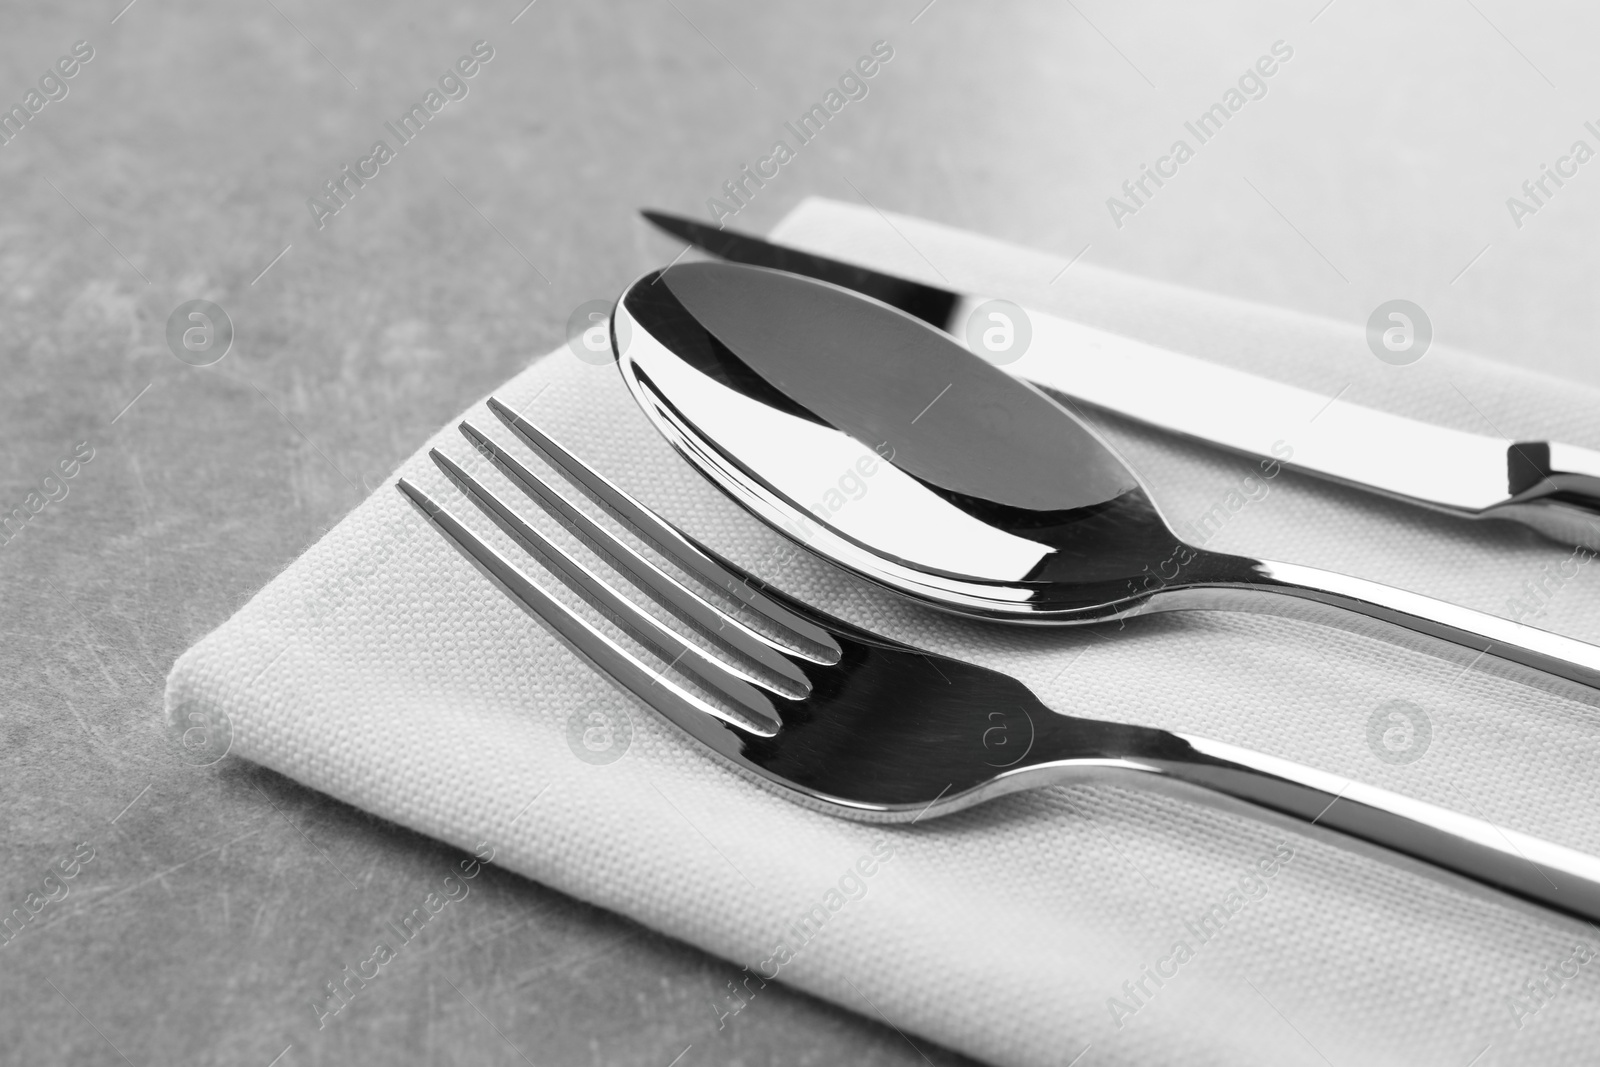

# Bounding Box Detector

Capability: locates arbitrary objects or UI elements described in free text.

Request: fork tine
[486,395,840,664]
[397,477,776,738]
[426,450,784,733]
[458,420,811,697]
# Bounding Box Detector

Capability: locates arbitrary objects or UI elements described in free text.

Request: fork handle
[1155,553,1600,696]
[1129,731,1600,923]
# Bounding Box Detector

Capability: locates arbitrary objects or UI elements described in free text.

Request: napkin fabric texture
[166,198,1600,1067]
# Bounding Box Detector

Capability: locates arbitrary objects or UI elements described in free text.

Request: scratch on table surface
[460,911,536,951]
[121,446,166,677]
[7,633,158,699]
[122,442,155,524]
[509,926,647,991]
[67,627,123,697]
[0,630,147,653]
[426,978,438,1063]
[42,576,143,690]
[61,696,126,771]
[34,826,270,935]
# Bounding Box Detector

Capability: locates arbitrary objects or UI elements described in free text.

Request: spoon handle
[1161,555,1600,693]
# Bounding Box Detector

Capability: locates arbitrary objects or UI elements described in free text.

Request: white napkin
[165,198,1600,1067]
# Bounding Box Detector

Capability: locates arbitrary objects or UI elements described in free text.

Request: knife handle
[1494,442,1600,551]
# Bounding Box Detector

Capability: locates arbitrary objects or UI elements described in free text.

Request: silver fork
[396,395,1600,926]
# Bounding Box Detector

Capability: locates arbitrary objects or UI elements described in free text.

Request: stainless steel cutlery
[612,260,1600,695]
[643,210,1600,552]
[391,217,1600,929]
[397,399,1600,925]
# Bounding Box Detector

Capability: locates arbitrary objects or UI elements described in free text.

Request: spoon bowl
[615,260,1220,621]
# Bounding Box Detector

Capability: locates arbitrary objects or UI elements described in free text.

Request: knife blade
[642,209,1600,551]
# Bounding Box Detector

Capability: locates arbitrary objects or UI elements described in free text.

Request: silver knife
[642,210,1600,552]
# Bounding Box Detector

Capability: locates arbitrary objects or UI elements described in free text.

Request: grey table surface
[5,0,1600,1064]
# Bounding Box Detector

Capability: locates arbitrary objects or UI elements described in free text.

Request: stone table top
[4,0,1599,1064]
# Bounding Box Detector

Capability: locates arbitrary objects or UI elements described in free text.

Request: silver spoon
[611,261,1600,694]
